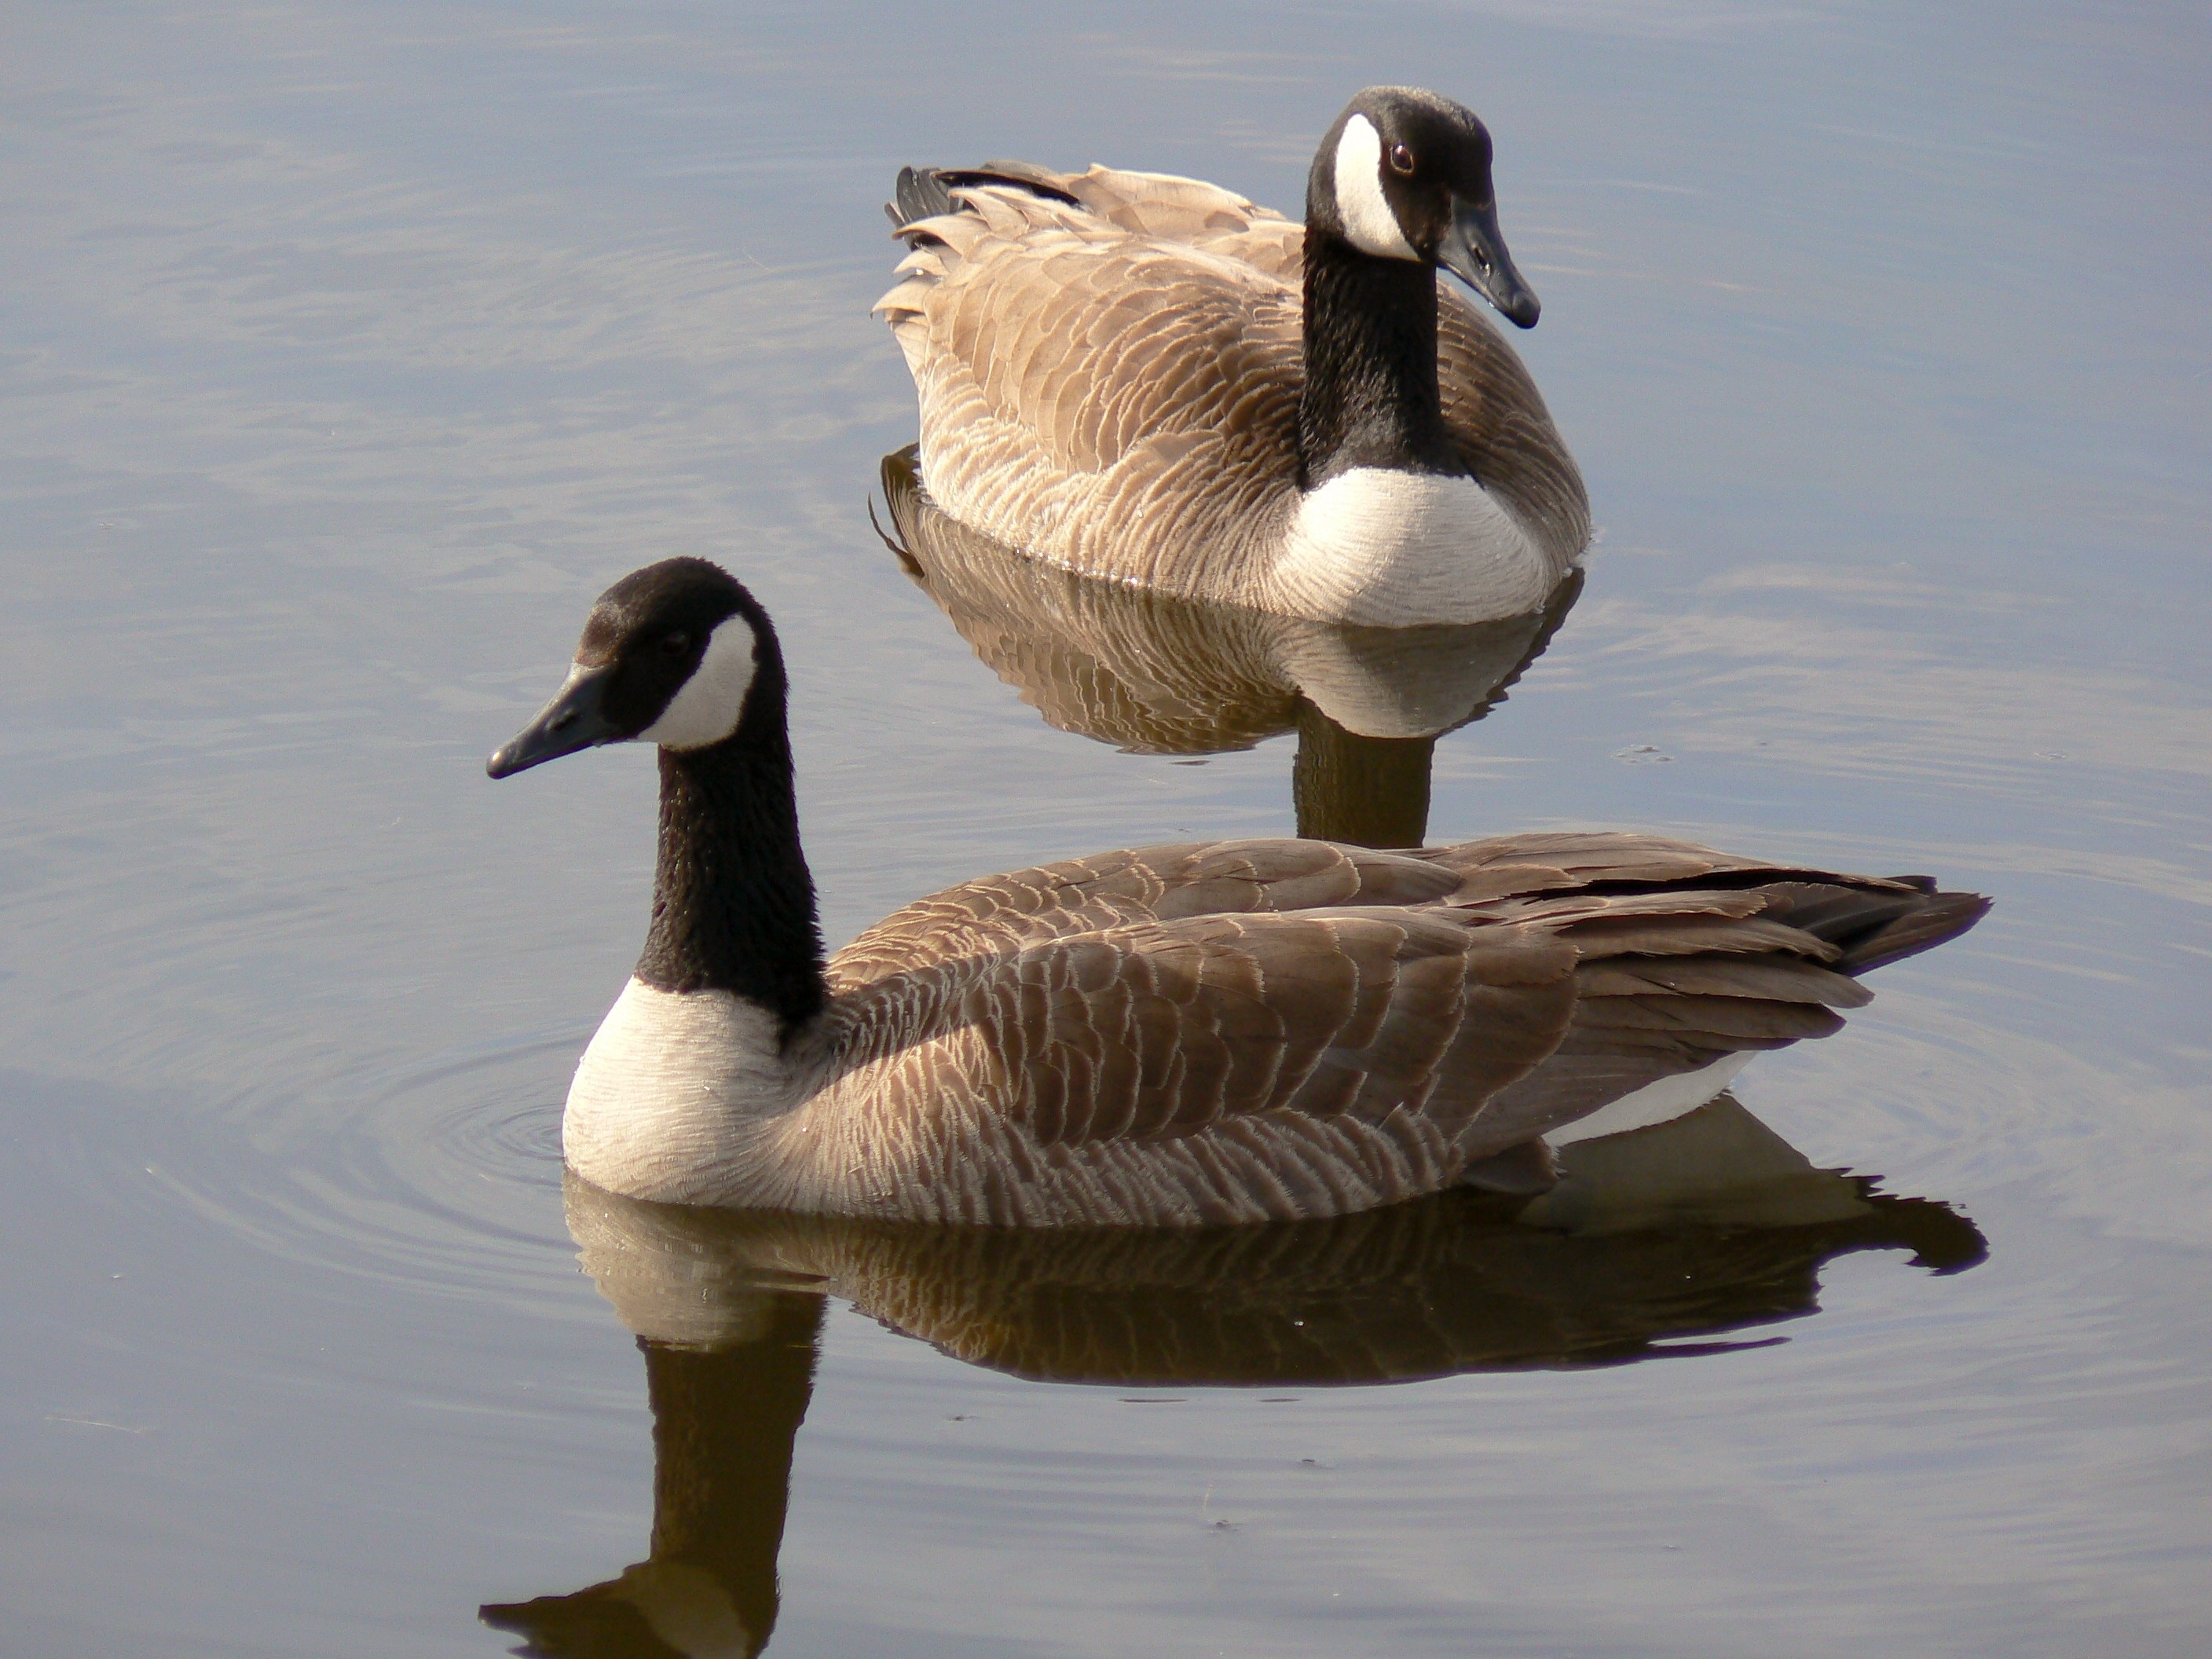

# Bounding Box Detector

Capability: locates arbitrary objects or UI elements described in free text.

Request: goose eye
[1388,143,1415,176]
[661,631,691,656]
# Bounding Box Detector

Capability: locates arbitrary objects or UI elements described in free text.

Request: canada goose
[876,86,1591,628]
[877,440,1581,847]
[487,558,1987,1227]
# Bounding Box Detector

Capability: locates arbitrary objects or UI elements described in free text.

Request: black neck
[635,736,827,1035]
[1298,226,1460,485]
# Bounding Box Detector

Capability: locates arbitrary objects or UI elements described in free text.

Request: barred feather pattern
[602,833,1986,1226]
[874,164,1590,617]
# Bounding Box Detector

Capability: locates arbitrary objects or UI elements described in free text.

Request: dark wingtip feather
[889,162,1083,235]
[1837,891,1992,975]
[892,163,954,229]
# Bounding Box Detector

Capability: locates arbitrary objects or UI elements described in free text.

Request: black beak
[487,664,624,779]
[1438,196,1540,329]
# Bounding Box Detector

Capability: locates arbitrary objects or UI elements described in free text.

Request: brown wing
[824,830,1987,1220]
[1408,830,1990,971]
[877,181,1305,591]
[985,161,1300,267]
[878,161,1587,578]
[975,909,1575,1145]
[831,829,1983,993]
[1453,851,1990,1141]
[827,838,1472,993]
[822,906,1580,1225]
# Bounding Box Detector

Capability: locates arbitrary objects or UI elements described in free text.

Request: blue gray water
[3,3,2207,1654]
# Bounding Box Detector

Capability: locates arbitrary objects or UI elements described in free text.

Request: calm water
[4,3,2209,1655]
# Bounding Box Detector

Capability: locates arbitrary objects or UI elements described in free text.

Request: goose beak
[487,663,623,779]
[1438,196,1540,328]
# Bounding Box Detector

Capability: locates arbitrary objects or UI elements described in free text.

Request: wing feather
[821,908,1580,1224]
[875,162,1590,595]
[816,830,1986,1221]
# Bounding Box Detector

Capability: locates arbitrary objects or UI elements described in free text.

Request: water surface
[3,3,2208,1655]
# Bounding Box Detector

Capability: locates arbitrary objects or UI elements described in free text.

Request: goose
[875,86,1591,628]
[487,558,1988,1228]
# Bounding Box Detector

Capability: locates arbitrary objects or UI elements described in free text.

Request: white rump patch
[639,615,758,751]
[1271,468,1555,625]
[1546,1053,1752,1148]
[1333,115,1418,262]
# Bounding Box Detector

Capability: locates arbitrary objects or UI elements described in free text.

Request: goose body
[489,560,1987,1228]
[875,88,1591,627]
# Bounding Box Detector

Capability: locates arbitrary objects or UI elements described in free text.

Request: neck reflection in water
[874,446,1582,848]
[481,1294,824,1659]
[482,1097,1983,1656]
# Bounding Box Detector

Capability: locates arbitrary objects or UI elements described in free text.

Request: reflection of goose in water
[487,559,1990,1225]
[876,445,1581,847]
[481,1130,1983,1654]
[480,1288,824,1659]
[875,87,1589,625]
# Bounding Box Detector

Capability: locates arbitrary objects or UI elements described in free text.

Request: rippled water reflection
[3,2,2207,1656]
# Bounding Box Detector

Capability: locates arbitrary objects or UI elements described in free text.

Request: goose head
[487,557,784,778]
[1306,86,1540,329]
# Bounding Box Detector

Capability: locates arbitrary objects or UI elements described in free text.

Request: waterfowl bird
[487,558,1987,1228]
[876,86,1590,628]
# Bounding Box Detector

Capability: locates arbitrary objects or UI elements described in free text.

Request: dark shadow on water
[482,1097,1983,1656]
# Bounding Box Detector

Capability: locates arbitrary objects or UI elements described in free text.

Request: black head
[1306,86,1540,328]
[488,558,784,779]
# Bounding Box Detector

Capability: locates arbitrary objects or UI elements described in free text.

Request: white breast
[563,978,797,1205]
[1269,468,1558,626]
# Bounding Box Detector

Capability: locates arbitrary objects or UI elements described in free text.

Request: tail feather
[888,163,1084,238]
[893,164,955,229]
[1829,889,1991,974]
[1754,881,1990,974]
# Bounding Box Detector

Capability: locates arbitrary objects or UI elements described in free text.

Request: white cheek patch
[637,614,758,750]
[1334,115,1419,261]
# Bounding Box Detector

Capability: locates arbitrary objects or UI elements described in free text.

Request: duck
[874,86,1591,628]
[486,558,1988,1228]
